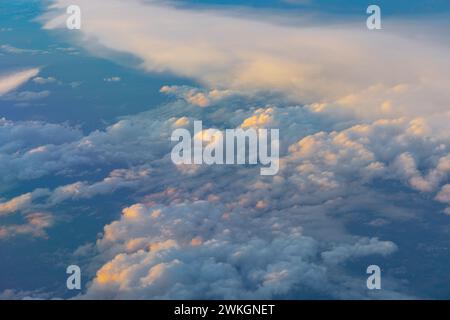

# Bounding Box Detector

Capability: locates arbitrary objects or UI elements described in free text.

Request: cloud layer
[42,0,450,119]
[0,0,444,299]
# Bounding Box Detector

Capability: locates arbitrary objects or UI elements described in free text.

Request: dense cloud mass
[1,0,449,299]
[1,92,442,297]
[82,202,398,299]
[42,0,450,119]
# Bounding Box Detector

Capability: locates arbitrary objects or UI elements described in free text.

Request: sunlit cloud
[42,0,450,118]
[0,68,40,96]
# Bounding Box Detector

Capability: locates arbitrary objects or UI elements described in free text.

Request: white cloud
[81,201,398,299]
[33,77,57,85]
[0,189,50,216]
[42,0,450,119]
[0,193,34,216]
[104,77,121,82]
[1,88,442,297]
[161,85,233,108]
[0,68,40,96]
[0,45,48,55]
[0,289,53,300]
[435,184,450,214]
[48,166,152,204]
[322,238,397,265]
[0,117,82,154]
[0,0,442,298]
[0,212,54,240]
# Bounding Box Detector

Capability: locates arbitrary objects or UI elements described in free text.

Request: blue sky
[1,0,450,300]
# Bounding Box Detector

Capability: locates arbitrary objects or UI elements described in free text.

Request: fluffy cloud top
[83,201,397,299]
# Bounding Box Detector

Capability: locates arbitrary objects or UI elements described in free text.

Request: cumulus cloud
[0,193,34,216]
[435,184,450,214]
[0,0,438,299]
[0,289,53,300]
[0,164,154,242]
[0,212,54,240]
[0,117,82,153]
[0,165,152,218]
[0,189,49,216]
[0,105,189,187]
[0,118,85,188]
[1,90,51,102]
[0,81,448,297]
[48,166,152,204]
[161,85,233,108]
[322,238,397,265]
[81,201,397,299]
[0,91,419,296]
[0,45,48,55]
[0,68,40,96]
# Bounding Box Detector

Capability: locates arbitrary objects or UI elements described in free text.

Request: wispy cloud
[0,68,40,96]
[1,90,51,102]
[0,212,54,240]
[0,44,49,55]
[103,76,121,82]
[32,76,57,85]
